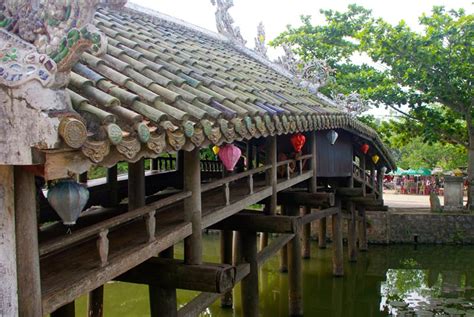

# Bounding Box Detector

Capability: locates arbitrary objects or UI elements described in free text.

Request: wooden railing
[153,156,177,172]
[201,160,223,172]
[201,164,272,205]
[277,154,312,180]
[353,162,378,191]
[39,191,192,266]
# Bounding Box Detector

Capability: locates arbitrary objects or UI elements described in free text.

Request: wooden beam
[365,205,389,211]
[278,191,335,207]
[117,258,236,294]
[184,149,202,265]
[346,197,383,207]
[14,167,42,317]
[177,263,250,317]
[256,234,295,265]
[276,170,313,191]
[0,165,18,317]
[299,207,339,225]
[210,211,299,233]
[286,204,303,316]
[280,206,288,273]
[358,206,368,251]
[301,207,311,259]
[335,187,363,197]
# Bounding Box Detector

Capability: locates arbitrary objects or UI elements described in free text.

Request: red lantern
[360,143,370,154]
[218,144,242,171]
[291,133,306,153]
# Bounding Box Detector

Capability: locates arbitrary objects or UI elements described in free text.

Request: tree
[271,5,473,207]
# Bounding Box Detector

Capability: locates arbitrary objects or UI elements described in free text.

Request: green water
[73,234,474,316]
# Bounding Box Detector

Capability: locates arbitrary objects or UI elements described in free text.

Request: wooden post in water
[318,218,327,249]
[347,201,358,262]
[301,206,311,259]
[88,287,104,317]
[150,247,177,317]
[220,230,233,308]
[14,167,42,316]
[184,149,202,265]
[240,230,259,317]
[358,206,368,251]
[332,200,344,276]
[51,302,75,317]
[261,136,277,250]
[302,131,317,258]
[286,204,303,316]
[0,166,18,317]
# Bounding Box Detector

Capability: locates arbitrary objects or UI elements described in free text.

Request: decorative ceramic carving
[191,126,204,146]
[0,0,127,87]
[105,123,123,145]
[210,0,246,45]
[254,22,267,58]
[116,137,141,160]
[81,139,110,163]
[147,132,166,154]
[166,129,185,151]
[58,116,87,149]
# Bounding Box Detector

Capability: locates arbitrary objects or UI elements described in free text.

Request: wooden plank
[299,207,339,225]
[0,166,18,317]
[201,164,270,193]
[14,167,42,317]
[278,191,335,207]
[210,211,299,233]
[39,191,191,256]
[117,258,236,294]
[256,234,295,265]
[276,170,313,192]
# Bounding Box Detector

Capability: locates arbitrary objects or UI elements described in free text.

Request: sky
[129,0,472,118]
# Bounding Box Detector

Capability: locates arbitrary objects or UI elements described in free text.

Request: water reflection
[71,235,474,316]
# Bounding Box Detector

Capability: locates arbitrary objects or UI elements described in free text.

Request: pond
[72,234,474,316]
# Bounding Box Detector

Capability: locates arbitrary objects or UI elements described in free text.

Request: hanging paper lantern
[218,144,242,171]
[291,133,306,153]
[47,178,89,225]
[326,130,338,145]
[212,145,220,155]
[372,154,380,164]
[360,143,370,154]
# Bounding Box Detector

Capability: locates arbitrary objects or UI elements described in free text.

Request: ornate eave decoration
[331,92,368,117]
[210,0,246,45]
[253,22,267,58]
[0,0,127,88]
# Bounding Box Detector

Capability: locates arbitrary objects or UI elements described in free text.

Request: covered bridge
[0,1,394,316]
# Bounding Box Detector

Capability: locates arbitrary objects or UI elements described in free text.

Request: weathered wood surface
[117,258,236,293]
[318,217,327,249]
[276,170,313,192]
[220,230,233,307]
[240,231,259,317]
[347,202,358,262]
[88,287,103,317]
[332,202,344,276]
[299,207,339,225]
[14,167,42,317]
[210,211,299,233]
[0,165,18,317]
[335,187,364,197]
[301,207,311,259]
[256,234,295,265]
[277,191,335,207]
[358,206,368,251]
[150,247,177,317]
[286,204,303,316]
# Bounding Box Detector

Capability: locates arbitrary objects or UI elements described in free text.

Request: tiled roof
[66,5,395,169]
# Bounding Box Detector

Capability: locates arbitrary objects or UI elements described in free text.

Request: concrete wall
[311,210,474,244]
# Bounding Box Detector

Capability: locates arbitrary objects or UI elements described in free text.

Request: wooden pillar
[286,204,303,316]
[78,171,88,184]
[239,231,259,317]
[332,200,344,276]
[280,206,288,273]
[377,168,385,200]
[347,201,358,262]
[301,206,311,259]
[358,206,368,251]
[105,166,118,207]
[261,136,277,250]
[128,159,145,210]
[220,230,233,308]
[150,247,177,317]
[184,149,202,265]
[88,287,104,317]
[0,165,18,316]
[51,302,75,317]
[369,161,375,189]
[360,155,366,196]
[318,217,327,249]
[14,167,42,317]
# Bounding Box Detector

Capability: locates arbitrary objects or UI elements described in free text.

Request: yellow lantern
[212,145,220,155]
[372,154,380,164]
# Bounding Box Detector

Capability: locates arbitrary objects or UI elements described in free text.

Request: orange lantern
[291,133,306,153]
[212,145,220,155]
[360,143,369,154]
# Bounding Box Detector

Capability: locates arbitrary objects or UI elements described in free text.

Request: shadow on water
[72,234,474,316]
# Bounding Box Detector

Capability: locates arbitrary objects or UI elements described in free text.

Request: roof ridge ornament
[210,0,246,46]
[253,21,267,58]
[0,0,127,88]
[331,92,368,117]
